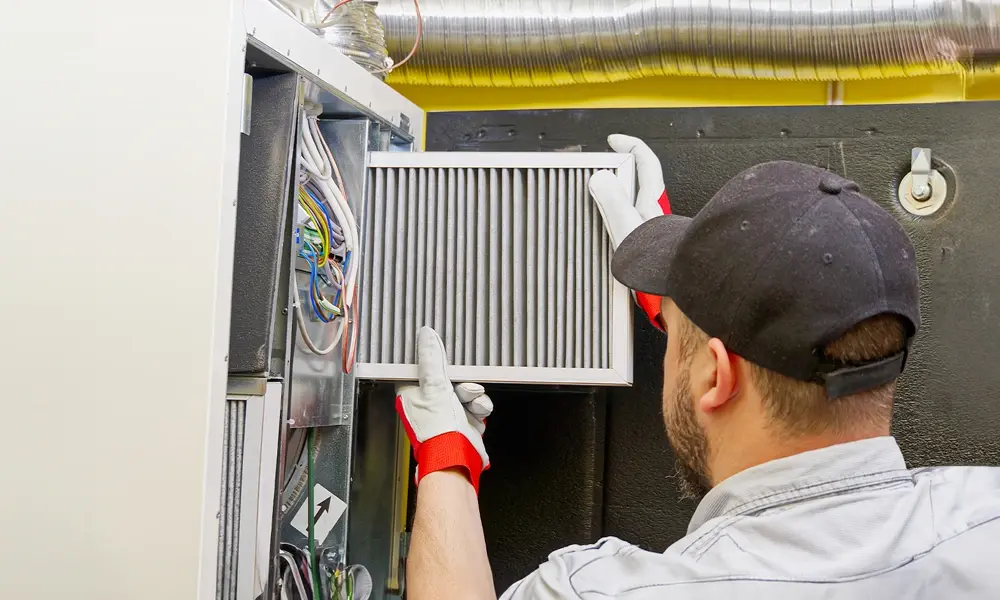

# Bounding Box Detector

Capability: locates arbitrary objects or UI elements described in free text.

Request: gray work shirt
[501,437,1000,599]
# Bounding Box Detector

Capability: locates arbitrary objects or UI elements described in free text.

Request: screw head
[911,183,931,201]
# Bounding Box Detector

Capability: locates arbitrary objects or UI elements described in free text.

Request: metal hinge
[241,73,253,136]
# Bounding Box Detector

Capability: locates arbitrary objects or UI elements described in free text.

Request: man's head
[611,161,920,498]
[658,297,908,498]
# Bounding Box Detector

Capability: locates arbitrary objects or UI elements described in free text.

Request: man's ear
[697,338,738,413]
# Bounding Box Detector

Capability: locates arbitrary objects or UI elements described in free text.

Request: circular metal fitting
[898,170,948,216]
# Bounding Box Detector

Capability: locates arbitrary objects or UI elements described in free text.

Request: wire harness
[292,102,360,371]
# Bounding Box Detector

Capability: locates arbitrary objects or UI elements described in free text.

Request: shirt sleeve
[499,538,633,600]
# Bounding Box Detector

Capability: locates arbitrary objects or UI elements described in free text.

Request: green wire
[307,428,321,600]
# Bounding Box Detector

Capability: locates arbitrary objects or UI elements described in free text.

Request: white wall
[0,1,244,598]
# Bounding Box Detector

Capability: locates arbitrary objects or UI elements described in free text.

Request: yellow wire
[298,193,322,243]
[299,190,329,265]
[298,187,331,267]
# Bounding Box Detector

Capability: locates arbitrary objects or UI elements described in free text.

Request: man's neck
[710,429,888,486]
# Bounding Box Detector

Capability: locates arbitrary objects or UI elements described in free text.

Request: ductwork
[376,0,1000,85]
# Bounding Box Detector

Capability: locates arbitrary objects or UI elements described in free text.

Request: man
[394,136,1000,599]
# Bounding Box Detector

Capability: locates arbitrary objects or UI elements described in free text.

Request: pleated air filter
[355,152,635,385]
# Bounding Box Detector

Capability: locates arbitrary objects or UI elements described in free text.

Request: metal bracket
[899,147,948,216]
[227,375,268,396]
[909,148,933,201]
[241,73,254,136]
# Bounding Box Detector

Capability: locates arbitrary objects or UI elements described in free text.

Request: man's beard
[664,367,713,500]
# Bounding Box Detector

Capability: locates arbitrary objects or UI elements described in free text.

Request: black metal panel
[477,388,606,592]
[428,102,1000,561]
[229,73,299,375]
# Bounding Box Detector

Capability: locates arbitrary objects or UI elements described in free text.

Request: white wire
[324,259,344,289]
[300,119,331,179]
[313,122,361,305]
[293,281,345,355]
[312,176,356,298]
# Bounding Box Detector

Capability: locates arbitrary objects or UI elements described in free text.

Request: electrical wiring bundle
[293,101,360,370]
[278,545,368,600]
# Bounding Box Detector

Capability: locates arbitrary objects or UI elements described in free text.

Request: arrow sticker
[290,484,347,545]
[314,497,332,522]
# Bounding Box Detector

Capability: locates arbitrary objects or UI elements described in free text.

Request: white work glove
[588,134,672,330]
[395,327,494,493]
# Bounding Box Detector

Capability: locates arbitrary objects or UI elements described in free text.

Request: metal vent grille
[355,152,634,385]
[217,399,246,600]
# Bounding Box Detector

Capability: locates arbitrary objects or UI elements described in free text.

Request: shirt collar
[688,436,910,534]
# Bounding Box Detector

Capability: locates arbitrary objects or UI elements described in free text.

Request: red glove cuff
[633,189,670,330]
[395,394,486,494]
[636,292,664,331]
[657,189,671,214]
[416,432,486,493]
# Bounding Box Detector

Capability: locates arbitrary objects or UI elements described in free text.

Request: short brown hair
[676,312,907,435]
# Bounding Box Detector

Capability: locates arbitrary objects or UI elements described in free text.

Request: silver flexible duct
[321,0,390,77]
[376,0,1000,85]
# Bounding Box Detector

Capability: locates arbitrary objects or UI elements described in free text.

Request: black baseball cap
[613,161,920,398]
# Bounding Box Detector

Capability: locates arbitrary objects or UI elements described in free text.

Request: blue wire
[298,247,333,324]
[308,256,333,324]
[302,239,318,257]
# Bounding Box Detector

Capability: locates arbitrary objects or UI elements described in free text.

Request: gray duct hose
[376,0,1000,85]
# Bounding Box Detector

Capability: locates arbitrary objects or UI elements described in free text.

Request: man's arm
[395,327,497,600]
[409,469,496,600]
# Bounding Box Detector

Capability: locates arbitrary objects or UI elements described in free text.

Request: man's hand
[396,326,494,493]
[588,134,671,329]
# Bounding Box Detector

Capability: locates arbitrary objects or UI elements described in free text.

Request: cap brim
[611,214,692,296]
